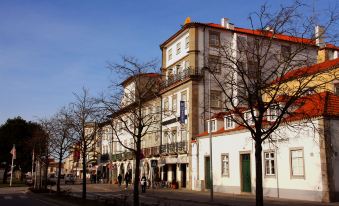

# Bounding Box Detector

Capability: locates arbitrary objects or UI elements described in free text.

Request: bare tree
[70,88,102,199]
[48,107,75,193]
[205,2,338,206]
[99,56,160,206]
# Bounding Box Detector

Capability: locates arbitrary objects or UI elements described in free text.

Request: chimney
[221,18,234,30]
[315,25,325,48]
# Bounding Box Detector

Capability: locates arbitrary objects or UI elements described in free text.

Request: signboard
[180,101,185,124]
[151,160,158,168]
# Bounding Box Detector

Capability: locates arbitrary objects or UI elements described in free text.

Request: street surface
[1,184,339,206]
[60,183,339,206]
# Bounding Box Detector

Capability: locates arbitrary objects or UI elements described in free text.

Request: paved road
[59,183,339,206]
[0,187,79,206]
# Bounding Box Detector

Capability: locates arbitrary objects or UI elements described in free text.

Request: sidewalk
[61,183,339,206]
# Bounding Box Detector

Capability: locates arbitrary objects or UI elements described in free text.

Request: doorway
[240,153,251,192]
[180,164,186,188]
[204,156,211,189]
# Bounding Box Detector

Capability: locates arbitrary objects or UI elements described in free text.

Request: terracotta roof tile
[197,92,339,138]
[275,58,339,83]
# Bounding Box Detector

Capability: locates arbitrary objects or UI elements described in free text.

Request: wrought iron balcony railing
[160,67,202,90]
[160,141,188,155]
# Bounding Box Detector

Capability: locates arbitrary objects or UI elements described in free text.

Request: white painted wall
[166,32,189,68]
[193,119,327,201]
[330,119,339,193]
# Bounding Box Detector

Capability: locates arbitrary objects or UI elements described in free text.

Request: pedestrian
[124,172,130,189]
[118,173,122,187]
[141,175,147,193]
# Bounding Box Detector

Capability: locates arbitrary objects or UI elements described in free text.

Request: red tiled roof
[121,73,161,86]
[274,58,339,83]
[196,92,339,138]
[160,22,339,50]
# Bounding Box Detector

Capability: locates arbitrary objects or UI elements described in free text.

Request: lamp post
[208,68,214,201]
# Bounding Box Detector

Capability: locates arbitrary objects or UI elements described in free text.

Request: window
[224,115,234,129]
[208,55,221,73]
[237,35,247,53]
[247,60,259,80]
[290,149,304,177]
[268,105,280,121]
[208,119,217,132]
[209,31,220,47]
[164,97,169,112]
[172,94,177,113]
[168,49,173,60]
[244,110,256,125]
[334,82,339,95]
[185,36,189,49]
[221,154,230,176]
[281,45,291,61]
[171,128,177,142]
[176,42,181,54]
[210,90,222,108]
[163,131,169,144]
[264,151,275,176]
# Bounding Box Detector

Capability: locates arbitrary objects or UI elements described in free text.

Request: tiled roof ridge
[275,58,339,83]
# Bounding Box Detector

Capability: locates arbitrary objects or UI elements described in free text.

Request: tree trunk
[44,158,49,190]
[57,153,63,193]
[82,147,87,199]
[255,141,264,206]
[3,162,9,184]
[133,139,141,206]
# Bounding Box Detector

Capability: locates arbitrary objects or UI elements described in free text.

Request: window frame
[210,90,222,108]
[185,36,189,49]
[208,119,217,132]
[168,48,173,60]
[224,115,235,129]
[267,104,281,121]
[264,151,276,177]
[208,55,221,74]
[172,94,177,113]
[221,153,230,177]
[209,31,220,47]
[176,42,181,54]
[290,148,305,178]
[243,110,256,125]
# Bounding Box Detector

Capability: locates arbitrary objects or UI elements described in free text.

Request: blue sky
[0,0,337,124]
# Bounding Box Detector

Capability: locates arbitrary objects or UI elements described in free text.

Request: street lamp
[202,66,214,201]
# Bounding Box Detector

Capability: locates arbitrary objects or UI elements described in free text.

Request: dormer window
[208,119,217,133]
[244,110,256,125]
[224,115,234,129]
[268,105,280,121]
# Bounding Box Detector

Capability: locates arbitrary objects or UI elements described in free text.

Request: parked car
[65,174,75,184]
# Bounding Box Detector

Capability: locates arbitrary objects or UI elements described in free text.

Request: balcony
[160,67,202,90]
[160,141,188,155]
[142,146,160,158]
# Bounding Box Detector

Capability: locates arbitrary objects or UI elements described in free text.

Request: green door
[241,154,251,192]
[205,156,211,189]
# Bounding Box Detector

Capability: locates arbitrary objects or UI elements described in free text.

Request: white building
[192,92,339,202]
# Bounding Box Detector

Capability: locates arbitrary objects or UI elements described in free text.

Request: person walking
[141,175,147,193]
[124,172,130,189]
[118,174,122,187]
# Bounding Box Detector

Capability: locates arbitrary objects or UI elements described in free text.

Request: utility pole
[208,71,214,201]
